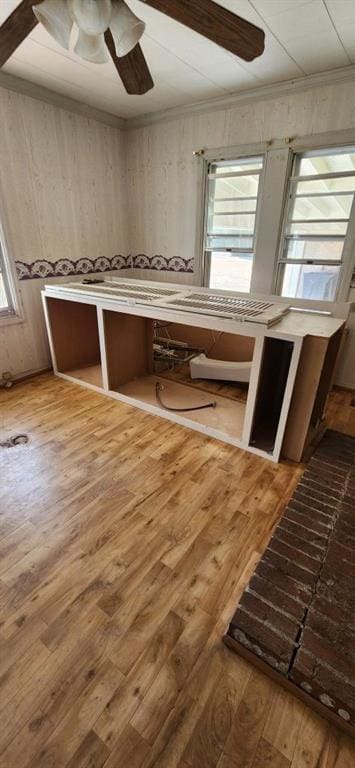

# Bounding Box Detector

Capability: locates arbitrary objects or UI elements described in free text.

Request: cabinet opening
[250,337,294,453]
[104,312,254,440]
[46,297,102,388]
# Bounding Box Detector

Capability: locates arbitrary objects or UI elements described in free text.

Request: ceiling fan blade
[140,0,265,62]
[0,0,42,67]
[105,30,154,95]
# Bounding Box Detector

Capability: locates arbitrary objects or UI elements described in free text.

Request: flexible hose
[155,382,216,412]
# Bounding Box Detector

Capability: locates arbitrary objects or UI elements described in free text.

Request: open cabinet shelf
[65,364,103,388]
[117,374,246,440]
[45,297,103,389]
[249,337,294,454]
[103,309,251,443]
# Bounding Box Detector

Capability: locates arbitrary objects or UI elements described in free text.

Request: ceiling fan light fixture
[32,0,73,50]
[68,0,112,35]
[110,0,145,57]
[74,29,109,63]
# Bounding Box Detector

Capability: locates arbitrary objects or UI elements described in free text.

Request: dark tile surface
[226,430,355,734]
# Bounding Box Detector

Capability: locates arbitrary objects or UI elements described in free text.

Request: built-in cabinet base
[42,281,346,463]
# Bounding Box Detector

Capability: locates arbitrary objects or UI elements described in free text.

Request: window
[203,155,264,293]
[276,147,355,301]
[0,234,15,317]
[201,138,355,302]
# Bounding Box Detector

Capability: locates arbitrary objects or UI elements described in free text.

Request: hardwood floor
[0,373,354,768]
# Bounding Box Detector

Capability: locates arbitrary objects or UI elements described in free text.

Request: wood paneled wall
[0,88,129,378]
[126,80,355,283]
[125,80,355,388]
[0,81,354,386]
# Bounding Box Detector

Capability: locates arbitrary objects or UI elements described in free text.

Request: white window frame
[199,129,355,304]
[202,150,265,291]
[275,145,355,302]
[0,217,23,326]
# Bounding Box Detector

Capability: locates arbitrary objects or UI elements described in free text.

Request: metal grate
[166,293,288,325]
[108,282,178,296]
[52,282,288,326]
[75,284,156,301]
[97,289,155,301]
[169,295,271,316]
[77,282,178,301]
[116,285,178,296]
[188,294,272,315]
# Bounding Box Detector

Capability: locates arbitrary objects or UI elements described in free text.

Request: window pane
[210,213,255,235]
[209,252,253,292]
[288,221,348,236]
[284,238,344,261]
[213,176,260,199]
[207,235,254,249]
[213,199,257,213]
[0,273,10,311]
[298,152,355,176]
[281,263,340,300]
[205,155,263,291]
[278,147,355,302]
[295,177,355,194]
[212,157,263,173]
[292,194,354,220]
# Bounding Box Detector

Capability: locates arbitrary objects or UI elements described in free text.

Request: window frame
[199,130,355,304]
[0,217,23,326]
[0,241,14,316]
[275,146,355,302]
[202,146,267,292]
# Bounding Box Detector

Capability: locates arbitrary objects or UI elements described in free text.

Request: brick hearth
[225,429,355,736]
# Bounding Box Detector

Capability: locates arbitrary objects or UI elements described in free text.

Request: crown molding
[124,64,355,131]
[1,64,355,133]
[0,71,126,130]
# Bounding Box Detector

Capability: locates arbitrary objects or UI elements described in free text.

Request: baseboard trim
[10,367,52,384]
[333,383,355,394]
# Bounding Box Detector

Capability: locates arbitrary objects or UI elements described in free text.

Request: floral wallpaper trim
[15,255,132,280]
[132,254,194,273]
[15,254,194,280]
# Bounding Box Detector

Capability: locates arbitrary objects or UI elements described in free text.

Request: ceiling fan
[0,0,265,96]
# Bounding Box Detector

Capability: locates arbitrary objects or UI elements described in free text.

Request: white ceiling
[1,0,355,119]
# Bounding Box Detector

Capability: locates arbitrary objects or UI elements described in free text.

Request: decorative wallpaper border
[15,254,194,280]
[132,255,194,273]
[15,255,132,280]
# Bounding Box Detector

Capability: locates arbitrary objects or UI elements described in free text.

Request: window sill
[0,311,24,328]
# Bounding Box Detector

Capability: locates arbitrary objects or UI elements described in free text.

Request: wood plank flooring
[0,373,354,768]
